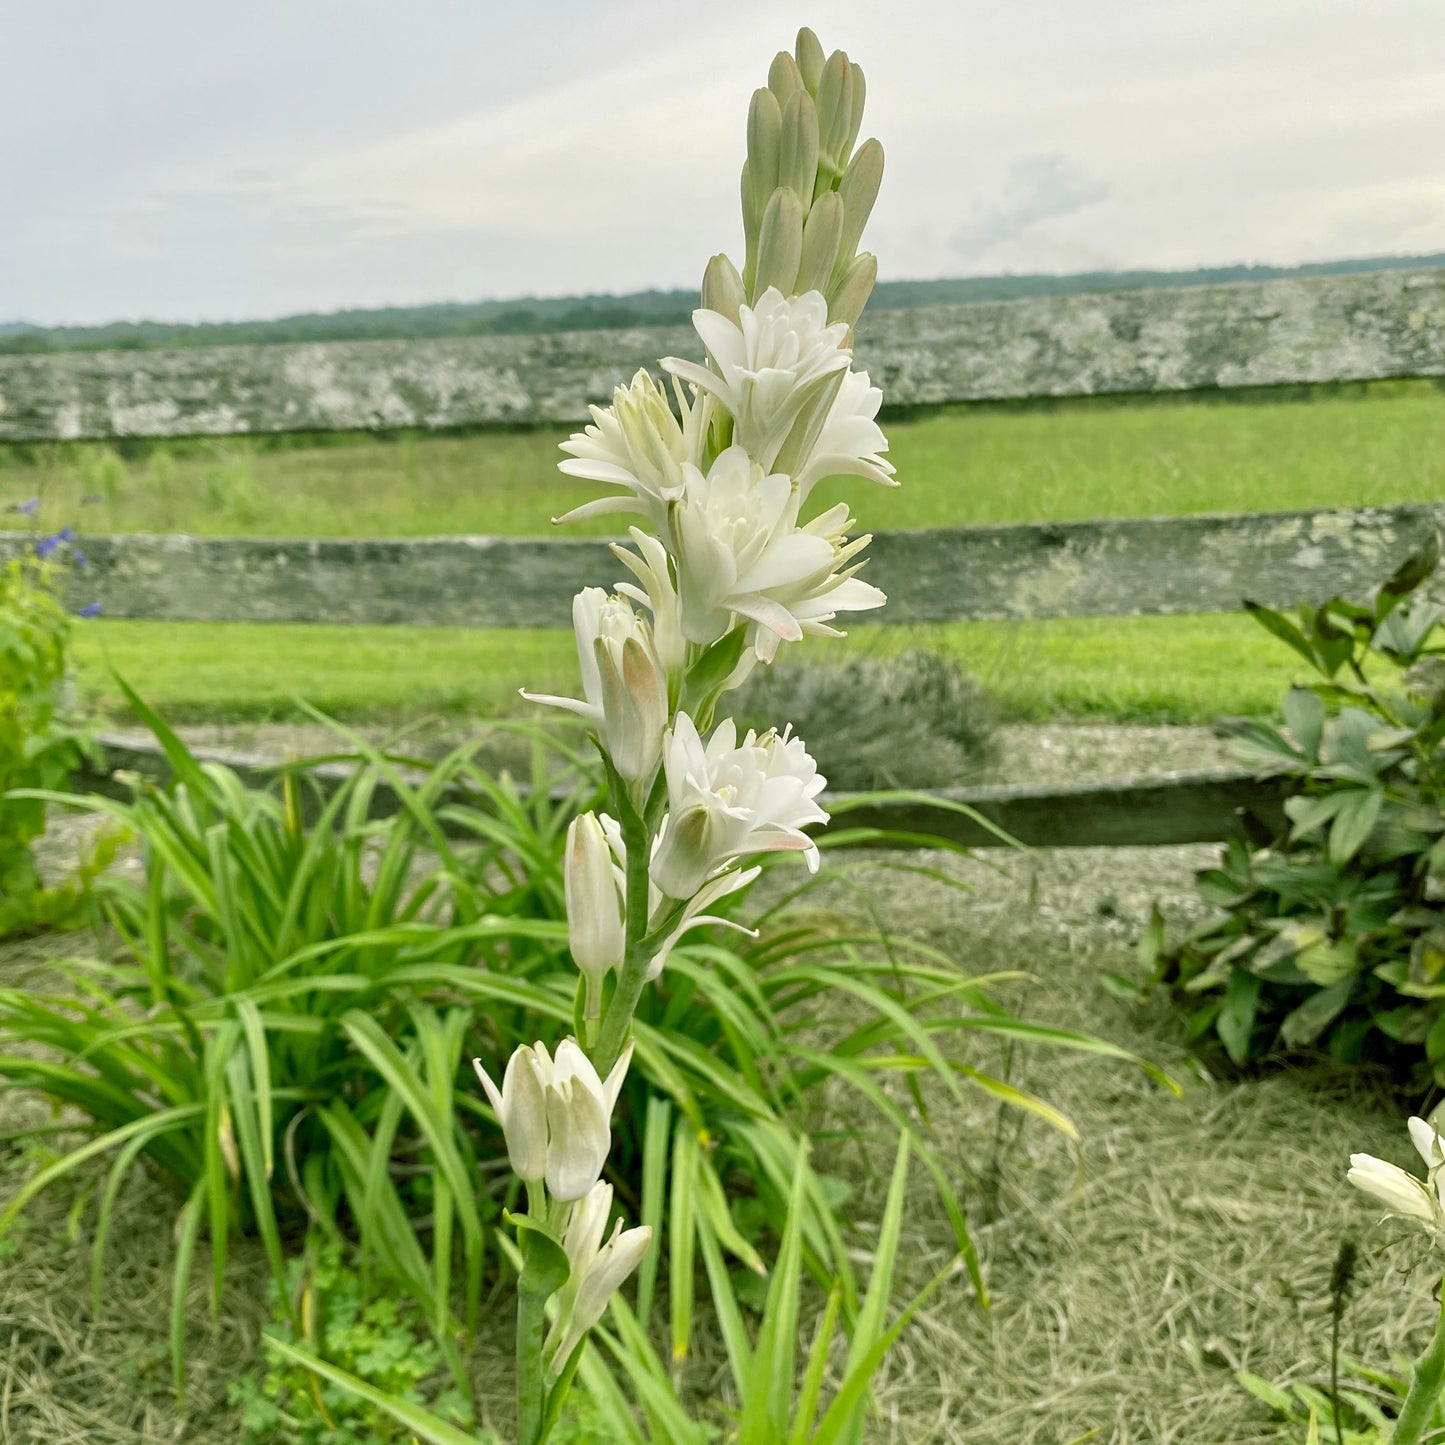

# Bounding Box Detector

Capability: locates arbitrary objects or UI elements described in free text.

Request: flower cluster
[475,30,895,1440]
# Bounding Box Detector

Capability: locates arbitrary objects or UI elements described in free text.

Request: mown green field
[3,379,1441,723]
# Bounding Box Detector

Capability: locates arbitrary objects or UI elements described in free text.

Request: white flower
[1348,1150,1442,1232]
[651,713,828,900]
[656,446,884,658]
[565,813,626,1020]
[791,367,896,502]
[544,1179,652,1377]
[555,370,706,527]
[471,1040,548,1183]
[522,589,669,783]
[1410,1115,1445,1173]
[662,288,851,471]
[611,529,687,677]
[473,1038,633,1201]
[594,813,759,980]
[739,497,887,664]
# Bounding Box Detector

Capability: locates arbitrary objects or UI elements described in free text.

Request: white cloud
[3,0,1442,322]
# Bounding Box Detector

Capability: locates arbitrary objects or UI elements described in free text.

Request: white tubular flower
[555,370,706,527]
[1410,1115,1445,1173]
[662,288,851,471]
[611,529,687,676]
[565,813,625,1019]
[1348,1146,1444,1235]
[595,814,760,980]
[473,1038,633,1202]
[472,1043,549,1184]
[545,1179,652,1377]
[522,589,669,783]
[661,445,884,656]
[743,498,886,663]
[791,368,897,502]
[651,713,828,900]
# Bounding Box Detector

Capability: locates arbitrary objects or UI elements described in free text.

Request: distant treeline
[4,252,1443,356]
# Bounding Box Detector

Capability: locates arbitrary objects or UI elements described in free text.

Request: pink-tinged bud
[565,813,625,1019]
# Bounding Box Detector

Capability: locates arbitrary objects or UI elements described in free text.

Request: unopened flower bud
[701,253,746,326]
[794,27,825,94]
[755,187,804,299]
[815,50,854,173]
[796,190,844,295]
[767,50,804,105]
[835,139,884,276]
[566,812,625,1018]
[778,92,820,208]
[827,251,877,329]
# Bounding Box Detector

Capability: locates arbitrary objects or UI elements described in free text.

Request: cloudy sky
[3,0,1442,325]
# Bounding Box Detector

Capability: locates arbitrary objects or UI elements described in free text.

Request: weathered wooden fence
[3,266,1443,847]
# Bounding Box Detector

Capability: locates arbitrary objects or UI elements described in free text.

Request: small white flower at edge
[565,813,626,1019]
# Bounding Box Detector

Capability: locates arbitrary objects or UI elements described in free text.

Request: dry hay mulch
[814,843,1432,1445]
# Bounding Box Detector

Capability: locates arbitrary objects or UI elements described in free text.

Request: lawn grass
[7,378,1441,724]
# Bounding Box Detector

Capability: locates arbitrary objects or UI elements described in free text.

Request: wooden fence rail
[2,503,1441,628]
[1,267,1442,442]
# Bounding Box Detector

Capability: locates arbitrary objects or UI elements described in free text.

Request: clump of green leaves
[1239,1357,1444,1444]
[0,552,91,935]
[1149,537,1445,1075]
[234,1238,479,1445]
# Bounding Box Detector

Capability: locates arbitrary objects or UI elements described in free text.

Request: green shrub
[721,650,997,790]
[0,551,91,935]
[1148,538,1445,1076]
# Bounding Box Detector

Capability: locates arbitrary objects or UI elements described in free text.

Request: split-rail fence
[3,266,1443,848]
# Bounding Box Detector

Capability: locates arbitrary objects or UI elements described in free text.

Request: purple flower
[13,497,39,516]
[78,602,102,618]
[58,525,75,542]
[35,533,62,558]
[72,548,88,569]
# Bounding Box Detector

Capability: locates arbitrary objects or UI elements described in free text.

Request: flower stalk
[476,26,894,1439]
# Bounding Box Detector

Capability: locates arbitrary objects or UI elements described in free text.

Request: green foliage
[1149,539,1445,1076]
[722,650,996,789]
[1239,1356,1445,1443]
[0,552,90,935]
[233,1237,476,1444]
[273,1134,947,1445]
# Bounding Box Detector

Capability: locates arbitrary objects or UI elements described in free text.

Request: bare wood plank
[2,268,1442,442]
[75,734,1284,848]
[3,503,1439,626]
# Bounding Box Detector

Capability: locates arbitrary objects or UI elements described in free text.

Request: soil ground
[1,724,1427,1444]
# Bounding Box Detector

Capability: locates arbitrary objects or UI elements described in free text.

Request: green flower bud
[794,27,825,94]
[777,91,820,211]
[701,253,747,324]
[834,138,884,278]
[815,49,854,172]
[768,50,804,106]
[755,186,804,298]
[828,251,877,330]
[796,190,843,295]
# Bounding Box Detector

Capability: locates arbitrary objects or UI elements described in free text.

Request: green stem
[1391,1282,1445,1445]
[592,805,655,1078]
[516,1286,548,1445]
